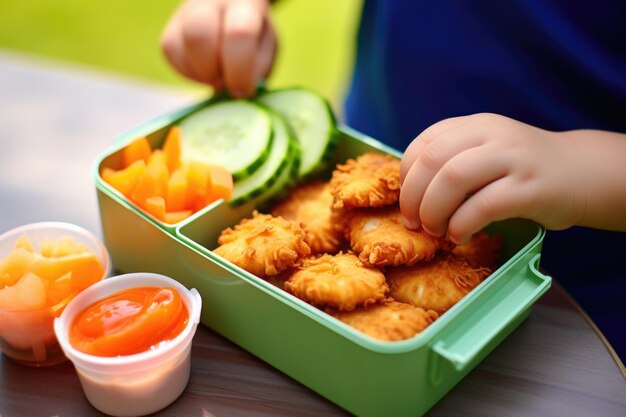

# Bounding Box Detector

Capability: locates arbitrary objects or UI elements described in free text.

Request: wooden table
[0,52,624,417]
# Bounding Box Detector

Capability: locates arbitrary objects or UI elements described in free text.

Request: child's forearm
[559,129,626,231]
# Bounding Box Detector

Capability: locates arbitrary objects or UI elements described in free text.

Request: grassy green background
[0,0,362,107]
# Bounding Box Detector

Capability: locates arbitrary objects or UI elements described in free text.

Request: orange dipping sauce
[69,286,188,357]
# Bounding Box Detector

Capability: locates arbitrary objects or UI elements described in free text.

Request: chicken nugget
[328,300,439,341]
[386,255,492,314]
[285,252,388,311]
[345,206,451,267]
[330,152,401,209]
[452,231,503,269]
[214,211,311,277]
[271,181,344,253]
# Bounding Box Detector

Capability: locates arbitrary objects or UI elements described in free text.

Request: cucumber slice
[257,88,337,179]
[258,135,302,208]
[179,100,272,181]
[229,113,295,206]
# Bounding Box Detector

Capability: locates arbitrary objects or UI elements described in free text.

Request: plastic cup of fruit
[54,273,202,417]
[0,222,111,367]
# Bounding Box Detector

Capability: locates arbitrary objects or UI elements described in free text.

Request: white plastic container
[54,273,202,417]
[0,221,111,366]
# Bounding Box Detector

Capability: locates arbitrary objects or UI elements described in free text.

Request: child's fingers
[161,9,196,81]
[222,0,265,97]
[255,17,277,81]
[419,146,508,238]
[180,0,222,85]
[400,115,476,185]
[447,177,528,244]
[399,130,485,230]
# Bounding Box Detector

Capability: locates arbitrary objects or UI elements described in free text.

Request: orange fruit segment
[0,234,104,320]
[47,272,72,306]
[0,248,37,288]
[164,210,193,224]
[40,236,90,258]
[49,290,81,318]
[146,150,170,197]
[14,235,34,252]
[48,236,91,257]
[166,167,188,212]
[163,126,181,172]
[146,196,166,222]
[102,160,146,198]
[47,272,81,317]
[123,137,151,167]
[39,237,55,258]
[208,164,234,201]
[0,272,47,311]
[186,161,212,210]
[31,252,104,290]
[131,169,159,210]
[103,124,234,222]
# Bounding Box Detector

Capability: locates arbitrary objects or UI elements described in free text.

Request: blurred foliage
[0,0,362,108]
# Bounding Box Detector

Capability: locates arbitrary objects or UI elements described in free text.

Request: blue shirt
[345,0,626,359]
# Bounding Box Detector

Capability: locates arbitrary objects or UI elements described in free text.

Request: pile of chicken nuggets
[214,153,503,342]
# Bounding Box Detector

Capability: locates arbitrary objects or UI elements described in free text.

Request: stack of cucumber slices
[179,88,338,206]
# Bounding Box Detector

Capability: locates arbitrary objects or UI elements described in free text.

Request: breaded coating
[452,231,503,269]
[214,211,311,277]
[345,206,451,267]
[271,181,344,253]
[386,255,492,314]
[285,252,388,311]
[328,300,439,341]
[330,153,401,209]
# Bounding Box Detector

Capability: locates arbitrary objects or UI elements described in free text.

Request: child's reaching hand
[399,113,626,245]
[161,0,275,98]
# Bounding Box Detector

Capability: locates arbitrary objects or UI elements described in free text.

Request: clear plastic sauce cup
[54,273,202,417]
[0,222,110,366]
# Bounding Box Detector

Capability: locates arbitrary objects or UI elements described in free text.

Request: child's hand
[399,113,591,244]
[161,0,275,97]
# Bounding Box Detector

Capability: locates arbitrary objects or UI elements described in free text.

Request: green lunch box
[94,100,552,417]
